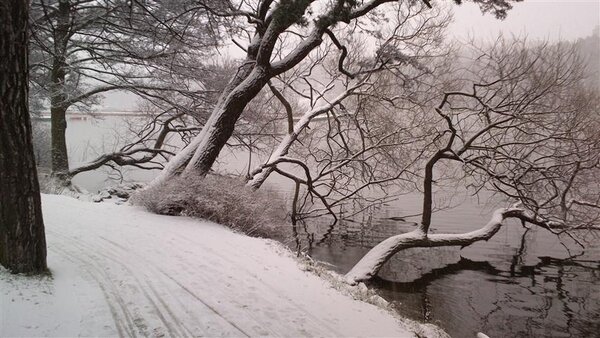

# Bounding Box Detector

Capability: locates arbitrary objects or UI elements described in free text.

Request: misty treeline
[16,0,600,278]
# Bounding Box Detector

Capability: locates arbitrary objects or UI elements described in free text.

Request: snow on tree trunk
[145,119,211,189]
[0,0,48,274]
[146,63,267,187]
[345,207,524,284]
[182,68,270,177]
[247,127,301,190]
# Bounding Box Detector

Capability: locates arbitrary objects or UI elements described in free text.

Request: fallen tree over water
[345,205,560,283]
[345,38,600,282]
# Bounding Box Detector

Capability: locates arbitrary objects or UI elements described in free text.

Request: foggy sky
[450,0,599,41]
[101,0,600,112]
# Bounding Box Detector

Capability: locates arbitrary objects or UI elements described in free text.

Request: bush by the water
[133,174,290,241]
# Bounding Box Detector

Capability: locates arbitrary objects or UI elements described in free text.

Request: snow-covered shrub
[133,174,291,240]
[38,174,88,197]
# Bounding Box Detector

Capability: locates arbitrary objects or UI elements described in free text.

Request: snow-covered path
[1,194,422,337]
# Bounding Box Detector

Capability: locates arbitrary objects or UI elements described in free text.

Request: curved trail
[1,194,417,337]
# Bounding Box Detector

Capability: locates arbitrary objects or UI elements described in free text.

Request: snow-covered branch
[345,206,549,283]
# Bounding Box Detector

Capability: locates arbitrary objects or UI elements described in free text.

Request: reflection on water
[295,206,600,338]
[374,256,600,337]
[35,116,600,338]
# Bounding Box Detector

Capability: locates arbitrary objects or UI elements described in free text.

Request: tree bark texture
[50,0,71,176]
[150,1,327,185]
[183,66,270,177]
[0,0,48,273]
[146,60,260,188]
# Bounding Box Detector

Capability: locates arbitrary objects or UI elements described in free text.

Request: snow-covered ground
[1,194,442,337]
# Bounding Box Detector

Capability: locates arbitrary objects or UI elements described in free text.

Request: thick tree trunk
[149,1,331,186]
[0,0,48,274]
[149,2,331,186]
[183,67,270,176]
[50,0,70,177]
[146,60,262,188]
[182,105,246,177]
[148,65,269,189]
[344,207,524,284]
[50,104,69,176]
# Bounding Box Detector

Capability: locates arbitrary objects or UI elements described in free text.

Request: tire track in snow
[95,235,257,337]
[114,227,341,337]
[94,224,339,337]
[31,195,420,338]
[52,202,325,336]
[48,230,187,338]
[159,229,344,336]
[98,235,244,338]
[136,224,342,337]
[43,198,410,338]
[48,228,251,337]
[47,237,138,337]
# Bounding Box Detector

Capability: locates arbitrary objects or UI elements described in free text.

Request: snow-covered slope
[1,194,433,337]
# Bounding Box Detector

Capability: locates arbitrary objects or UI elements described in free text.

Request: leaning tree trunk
[146,61,264,188]
[148,1,329,186]
[344,207,525,284]
[0,0,48,274]
[146,102,243,188]
[148,64,269,189]
[182,67,270,176]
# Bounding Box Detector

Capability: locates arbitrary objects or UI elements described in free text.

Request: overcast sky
[450,0,599,41]
[101,0,600,111]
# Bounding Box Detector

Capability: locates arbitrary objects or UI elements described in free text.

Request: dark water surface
[293,193,600,338]
[41,116,600,338]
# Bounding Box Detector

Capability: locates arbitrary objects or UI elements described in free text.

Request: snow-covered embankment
[1,194,444,337]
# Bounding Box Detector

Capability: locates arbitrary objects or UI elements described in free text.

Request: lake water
[35,116,600,338]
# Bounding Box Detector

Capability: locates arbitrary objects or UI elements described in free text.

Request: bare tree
[53,57,287,185]
[0,0,48,274]
[345,38,600,283]
[29,0,218,180]
[244,3,453,227]
[148,0,522,187]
